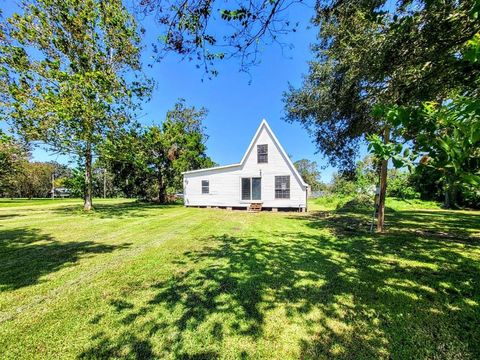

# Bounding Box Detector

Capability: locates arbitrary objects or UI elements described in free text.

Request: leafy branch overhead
[139,0,304,75]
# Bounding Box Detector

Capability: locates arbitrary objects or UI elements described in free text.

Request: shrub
[388,171,419,199]
[336,194,374,213]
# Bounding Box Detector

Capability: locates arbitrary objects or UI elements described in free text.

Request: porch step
[248,203,263,212]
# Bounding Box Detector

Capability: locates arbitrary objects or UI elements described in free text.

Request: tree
[0,0,151,210]
[330,173,356,196]
[294,159,323,191]
[63,167,86,198]
[355,155,377,194]
[284,0,479,170]
[102,101,213,202]
[390,99,480,208]
[17,162,55,198]
[0,131,28,196]
[284,0,479,231]
[368,26,480,210]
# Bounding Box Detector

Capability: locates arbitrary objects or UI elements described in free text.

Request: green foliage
[0,0,151,209]
[330,173,357,196]
[366,133,414,170]
[16,162,55,199]
[355,155,377,194]
[284,0,479,171]
[294,159,324,191]
[63,168,86,198]
[102,100,213,202]
[336,194,373,213]
[387,170,419,200]
[0,131,28,196]
[416,98,480,207]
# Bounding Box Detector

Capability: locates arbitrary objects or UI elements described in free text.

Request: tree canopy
[294,159,323,191]
[102,100,214,202]
[284,0,480,171]
[0,0,152,209]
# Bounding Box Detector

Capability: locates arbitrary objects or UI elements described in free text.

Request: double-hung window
[257,144,268,163]
[275,176,290,199]
[201,180,209,194]
[241,177,261,200]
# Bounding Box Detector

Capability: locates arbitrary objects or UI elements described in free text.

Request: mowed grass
[0,198,479,359]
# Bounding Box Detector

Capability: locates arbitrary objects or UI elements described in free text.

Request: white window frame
[275,176,290,199]
[257,144,268,164]
[201,180,209,194]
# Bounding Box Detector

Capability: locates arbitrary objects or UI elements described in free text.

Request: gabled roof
[182,119,308,188]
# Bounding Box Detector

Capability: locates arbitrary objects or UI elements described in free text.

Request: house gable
[239,120,307,189]
[183,119,308,189]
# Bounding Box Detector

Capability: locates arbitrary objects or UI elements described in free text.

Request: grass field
[0,198,479,359]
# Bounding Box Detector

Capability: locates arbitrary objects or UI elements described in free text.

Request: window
[257,144,268,163]
[201,180,209,194]
[241,177,261,200]
[275,176,290,199]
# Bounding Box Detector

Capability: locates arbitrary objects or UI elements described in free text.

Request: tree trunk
[51,172,55,199]
[376,127,390,232]
[84,144,93,211]
[103,168,107,199]
[444,176,457,209]
[158,173,166,204]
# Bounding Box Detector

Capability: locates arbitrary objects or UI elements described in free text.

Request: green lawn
[0,198,479,359]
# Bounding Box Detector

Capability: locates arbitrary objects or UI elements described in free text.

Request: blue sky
[0,0,368,183]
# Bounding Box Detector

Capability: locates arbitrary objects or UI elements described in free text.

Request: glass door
[252,177,261,200]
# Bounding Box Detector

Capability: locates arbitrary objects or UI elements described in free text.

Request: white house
[182,119,309,211]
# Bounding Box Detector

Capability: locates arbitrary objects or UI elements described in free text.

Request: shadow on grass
[52,201,183,219]
[81,210,480,359]
[0,228,131,291]
[303,205,480,242]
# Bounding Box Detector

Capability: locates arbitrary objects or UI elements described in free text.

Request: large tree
[16,162,55,199]
[284,0,479,170]
[102,101,214,202]
[283,0,479,230]
[0,0,151,210]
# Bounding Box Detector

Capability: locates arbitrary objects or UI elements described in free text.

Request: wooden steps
[248,203,263,212]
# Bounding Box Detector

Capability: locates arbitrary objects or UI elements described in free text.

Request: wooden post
[103,168,107,199]
[51,172,55,199]
[84,144,93,211]
[376,127,390,232]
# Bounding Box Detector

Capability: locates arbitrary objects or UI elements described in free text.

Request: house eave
[182,163,241,175]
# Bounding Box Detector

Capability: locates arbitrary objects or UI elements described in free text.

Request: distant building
[50,187,70,198]
[183,120,309,211]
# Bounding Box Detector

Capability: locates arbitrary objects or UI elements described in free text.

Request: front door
[241,177,261,201]
[252,177,261,200]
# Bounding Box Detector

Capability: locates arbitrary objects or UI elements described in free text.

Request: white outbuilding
[182,119,309,211]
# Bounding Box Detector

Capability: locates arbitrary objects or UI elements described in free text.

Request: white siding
[183,121,308,209]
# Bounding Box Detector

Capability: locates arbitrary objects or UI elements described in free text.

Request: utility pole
[51,171,55,199]
[103,168,107,198]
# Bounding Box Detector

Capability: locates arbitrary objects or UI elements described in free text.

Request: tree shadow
[0,214,24,220]
[390,209,480,240]
[80,208,480,358]
[0,227,131,291]
[52,201,183,219]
